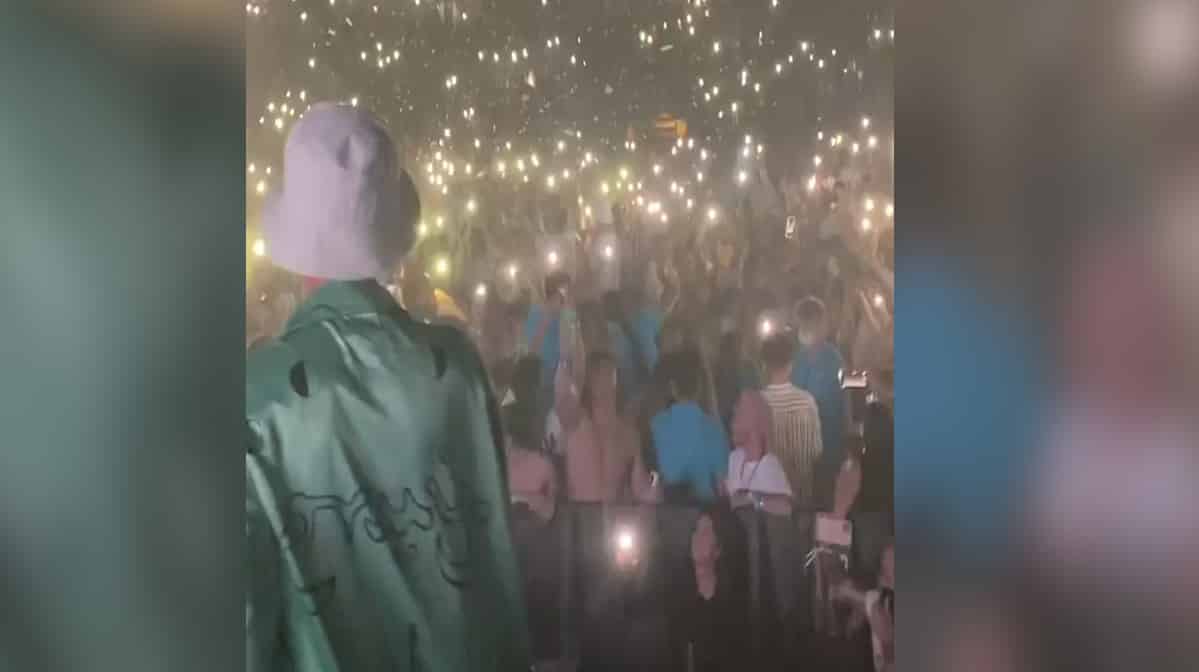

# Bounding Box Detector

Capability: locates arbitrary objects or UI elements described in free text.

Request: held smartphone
[841,370,869,390]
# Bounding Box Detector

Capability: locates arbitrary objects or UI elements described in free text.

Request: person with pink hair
[726,390,794,515]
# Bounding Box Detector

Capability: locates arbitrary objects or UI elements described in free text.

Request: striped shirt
[761,383,823,505]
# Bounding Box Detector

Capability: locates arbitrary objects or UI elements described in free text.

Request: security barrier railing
[510,501,892,669]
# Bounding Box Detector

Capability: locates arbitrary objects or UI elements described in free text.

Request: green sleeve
[245,456,281,672]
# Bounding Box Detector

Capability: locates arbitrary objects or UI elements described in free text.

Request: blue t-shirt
[651,401,730,501]
[524,305,561,391]
[791,341,846,466]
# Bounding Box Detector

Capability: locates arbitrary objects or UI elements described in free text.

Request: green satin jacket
[246,280,530,671]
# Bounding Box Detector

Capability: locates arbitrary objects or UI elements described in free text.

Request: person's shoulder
[727,447,746,469]
[788,384,818,404]
[822,343,846,366]
[246,339,305,420]
[407,319,491,381]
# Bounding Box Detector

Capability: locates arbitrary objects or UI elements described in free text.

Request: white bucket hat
[262,102,419,280]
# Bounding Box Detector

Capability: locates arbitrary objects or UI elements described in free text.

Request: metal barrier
[511,502,892,669]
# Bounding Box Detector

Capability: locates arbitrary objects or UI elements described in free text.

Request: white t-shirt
[726,448,793,497]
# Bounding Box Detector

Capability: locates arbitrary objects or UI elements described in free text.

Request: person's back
[761,334,824,508]
[565,352,655,503]
[245,105,529,672]
[247,282,531,671]
[650,351,729,502]
[791,298,844,495]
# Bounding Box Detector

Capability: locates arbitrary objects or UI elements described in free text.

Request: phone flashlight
[613,525,639,570]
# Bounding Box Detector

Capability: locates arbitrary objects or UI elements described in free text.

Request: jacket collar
[285,279,405,333]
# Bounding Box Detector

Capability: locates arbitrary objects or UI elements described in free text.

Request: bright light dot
[660,213,668,224]
[738,170,748,185]
[436,216,445,228]
[516,159,525,172]
[818,59,825,69]
[707,207,718,221]
[807,176,817,191]
[619,167,629,180]
[885,203,894,218]
[507,264,519,279]
[475,283,488,298]
[434,257,449,276]
[852,142,860,154]
[274,118,284,130]
[861,218,873,232]
[557,140,566,152]
[813,155,823,167]
[584,205,592,216]
[466,198,477,214]
[478,50,485,61]
[617,529,634,552]
[865,198,876,212]
[601,181,610,194]
[603,244,614,259]
[546,175,556,189]
[862,117,871,129]
[417,222,428,238]
[700,149,708,160]
[300,10,308,21]
[653,164,662,175]
[252,238,266,257]
[713,41,721,53]
[248,163,256,174]
[801,41,809,52]
[687,138,694,149]
[547,250,559,266]
[868,135,879,148]
[686,198,694,209]
[754,83,761,93]
[350,97,359,107]
[531,154,540,167]
[874,29,882,40]
[760,319,774,336]
[562,169,571,180]
[873,293,885,308]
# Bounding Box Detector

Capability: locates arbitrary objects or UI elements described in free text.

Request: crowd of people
[246,103,894,672]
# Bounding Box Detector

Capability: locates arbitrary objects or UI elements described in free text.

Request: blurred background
[0,0,1196,670]
[0,3,243,671]
[898,0,1199,670]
